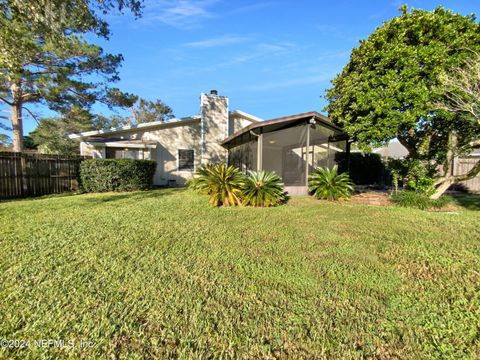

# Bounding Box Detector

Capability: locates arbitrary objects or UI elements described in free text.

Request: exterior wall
[228,116,254,135]
[200,93,228,164]
[142,122,201,186]
[93,122,201,186]
[81,142,105,158]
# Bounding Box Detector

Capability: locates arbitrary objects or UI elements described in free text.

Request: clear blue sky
[16,1,480,135]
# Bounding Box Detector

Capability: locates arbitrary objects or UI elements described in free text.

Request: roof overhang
[69,116,201,139]
[221,111,346,147]
[85,140,158,149]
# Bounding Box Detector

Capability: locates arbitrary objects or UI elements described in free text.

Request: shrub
[80,159,156,193]
[391,191,452,210]
[387,159,436,195]
[241,171,286,207]
[309,165,354,201]
[189,163,244,206]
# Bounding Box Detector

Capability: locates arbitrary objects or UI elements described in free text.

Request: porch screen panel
[308,125,347,173]
[262,124,308,186]
[228,137,257,172]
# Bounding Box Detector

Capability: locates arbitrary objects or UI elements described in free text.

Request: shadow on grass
[0,187,185,206]
[451,194,480,211]
[81,187,184,205]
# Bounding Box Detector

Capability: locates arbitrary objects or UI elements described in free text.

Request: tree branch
[22,106,40,125]
[0,96,13,106]
[397,134,416,157]
[453,159,480,182]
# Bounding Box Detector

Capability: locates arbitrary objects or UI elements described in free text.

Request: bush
[241,171,286,207]
[308,165,354,201]
[391,191,452,210]
[80,159,156,192]
[188,163,244,206]
[387,159,436,195]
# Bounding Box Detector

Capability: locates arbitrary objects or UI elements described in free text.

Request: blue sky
[11,1,480,135]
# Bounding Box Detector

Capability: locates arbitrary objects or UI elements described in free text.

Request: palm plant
[241,170,286,207]
[189,163,244,206]
[308,165,354,201]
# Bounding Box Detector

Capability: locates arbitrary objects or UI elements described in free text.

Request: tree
[131,98,174,124]
[29,107,93,155]
[0,133,11,150]
[325,6,480,198]
[431,54,480,197]
[0,0,142,151]
[29,107,133,155]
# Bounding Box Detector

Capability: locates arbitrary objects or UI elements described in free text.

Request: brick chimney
[200,90,228,164]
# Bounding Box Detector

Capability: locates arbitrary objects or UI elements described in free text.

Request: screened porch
[222,112,350,195]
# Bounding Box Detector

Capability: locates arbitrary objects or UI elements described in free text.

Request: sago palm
[308,165,354,201]
[241,170,286,207]
[189,163,244,206]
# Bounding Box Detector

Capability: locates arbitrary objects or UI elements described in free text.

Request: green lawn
[0,190,479,359]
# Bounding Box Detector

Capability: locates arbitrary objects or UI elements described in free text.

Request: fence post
[20,153,28,197]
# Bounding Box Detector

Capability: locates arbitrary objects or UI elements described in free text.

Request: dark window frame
[178,149,195,171]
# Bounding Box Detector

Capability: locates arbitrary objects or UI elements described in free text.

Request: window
[178,149,195,171]
[106,148,143,159]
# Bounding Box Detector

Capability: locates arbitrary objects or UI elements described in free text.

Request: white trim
[177,149,196,172]
[230,110,262,123]
[68,116,201,139]
[86,141,157,149]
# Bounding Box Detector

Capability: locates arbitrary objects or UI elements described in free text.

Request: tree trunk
[11,102,23,152]
[430,177,454,199]
[430,132,456,199]
[10,81,23,152]
[431,158,480,199]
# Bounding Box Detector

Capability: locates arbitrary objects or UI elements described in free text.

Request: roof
[221,111,344,145]
[229,110,262,123]
[85,138,158,149]
[69,116,201,139]
[373,141,409,159]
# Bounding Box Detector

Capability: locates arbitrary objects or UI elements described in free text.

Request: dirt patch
[350,191,392,206]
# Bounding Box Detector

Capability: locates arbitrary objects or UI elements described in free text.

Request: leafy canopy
[325,6,480,155]
[131,98,175,124]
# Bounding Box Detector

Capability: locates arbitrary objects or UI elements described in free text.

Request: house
[69,90,349,195]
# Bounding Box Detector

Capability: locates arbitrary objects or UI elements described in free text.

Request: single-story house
[69,90,350,195]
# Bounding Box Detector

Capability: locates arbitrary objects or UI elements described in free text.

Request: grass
[0,189,479,359]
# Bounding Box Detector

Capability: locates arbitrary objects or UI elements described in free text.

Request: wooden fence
[454,156,480,193]
[0,152,89,200]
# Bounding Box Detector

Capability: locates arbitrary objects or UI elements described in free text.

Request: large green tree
[0,0,142,151]
[325,6,480,198]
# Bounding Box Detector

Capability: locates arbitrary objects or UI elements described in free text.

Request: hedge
[337,152,389,185]
[80,159,157,193]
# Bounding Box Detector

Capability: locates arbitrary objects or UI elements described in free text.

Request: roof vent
[210,89,218,96]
